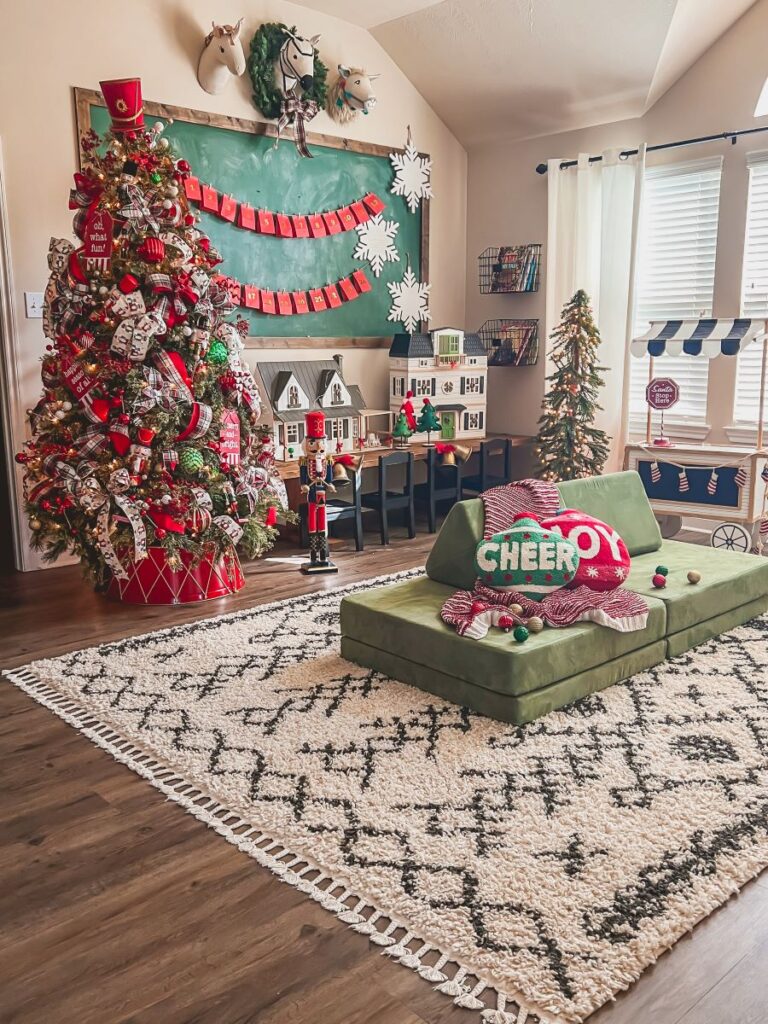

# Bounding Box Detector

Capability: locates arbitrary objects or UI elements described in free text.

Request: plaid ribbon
[76,423,112,459]
[68,172,103,239]
[152,350,193,401]
[133,366,184,415]
[276,96,319,158]
[162,449,179,471]
[147,271,199,325]
[117,182,159,236]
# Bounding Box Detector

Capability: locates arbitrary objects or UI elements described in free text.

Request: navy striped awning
[631,318,766,358]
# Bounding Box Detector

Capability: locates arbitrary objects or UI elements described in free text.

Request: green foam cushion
[340,575,667,698]
[556,471,662,556]
[426,471,661,590]
[628,540,768,634]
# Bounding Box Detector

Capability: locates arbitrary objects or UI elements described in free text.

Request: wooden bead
[687,570,701,584]
[509,603,523,616]
[526,615,544,633]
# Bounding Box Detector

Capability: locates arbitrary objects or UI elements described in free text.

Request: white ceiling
[298,0,758,147]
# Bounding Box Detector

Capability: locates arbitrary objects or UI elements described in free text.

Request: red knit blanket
[440,481,649,637]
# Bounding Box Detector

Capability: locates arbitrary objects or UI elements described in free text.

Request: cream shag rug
[6,569,768,1024]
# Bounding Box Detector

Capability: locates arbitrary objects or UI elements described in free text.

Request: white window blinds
[736,155,768,424]
[629,159,722,424]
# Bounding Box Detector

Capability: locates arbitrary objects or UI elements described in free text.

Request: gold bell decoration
[435,442,472,466]
[332,454,363,482]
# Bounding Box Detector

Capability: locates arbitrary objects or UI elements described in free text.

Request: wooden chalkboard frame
[73,87,430,350]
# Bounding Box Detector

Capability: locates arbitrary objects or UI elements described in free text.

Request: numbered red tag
[338,206,357,231]
[352,268,372,294]
[243,285,260,309]
[292,215,310,238]
[257,210,276,235]
[292,291,309,314]
[276,291,293,315]
[308,288,327,312]
[338,276,358,302]
[362,192,385,215]
[238,203,256,230]
[184,176,202,202]
[308,214,327,238]
[275,213,293,238]
[219,195,237,222]
[260,290,276,315]
[201,185,219,213]
[350,200,369,225]
[324,283,342,308]
[323,211,343,235]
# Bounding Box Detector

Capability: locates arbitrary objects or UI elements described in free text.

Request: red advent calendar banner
[219,409,241,469]
[212,270,371,315]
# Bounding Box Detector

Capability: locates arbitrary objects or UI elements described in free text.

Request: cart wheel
[656,514,682,539]
[710,522,751,552]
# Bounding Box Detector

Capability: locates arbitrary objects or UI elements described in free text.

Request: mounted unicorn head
[328,65,380,123]
[197,19,246,95]
[275,30,321,97]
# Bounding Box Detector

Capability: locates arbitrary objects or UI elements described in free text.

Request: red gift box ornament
[99,78,145,134]
[137,236,166,263]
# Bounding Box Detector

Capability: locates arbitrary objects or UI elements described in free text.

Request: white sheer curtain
[545,147,645,470]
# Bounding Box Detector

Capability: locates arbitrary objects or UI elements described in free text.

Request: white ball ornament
[182,325,193,336]
[153,121,164,133]
[99,285,108,295]
[168,185,179,197]
[158,138,169,150]
[55,410,66,420]
[162,198,173,209]
[62,401,72,411]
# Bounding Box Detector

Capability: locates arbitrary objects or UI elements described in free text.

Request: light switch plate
[24,291,44,318]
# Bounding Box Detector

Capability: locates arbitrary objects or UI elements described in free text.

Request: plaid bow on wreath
[275,96,320,158]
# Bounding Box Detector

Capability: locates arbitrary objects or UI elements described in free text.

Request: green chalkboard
[77,89,428,341]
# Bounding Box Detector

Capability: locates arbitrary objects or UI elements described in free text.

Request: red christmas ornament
[652,573,667,589]
[136,237,166,263]
[109,414,132,456]
[118,273,140,293]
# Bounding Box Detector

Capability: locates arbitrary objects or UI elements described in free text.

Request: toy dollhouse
[254,356,391,461]
[389,326,488,441]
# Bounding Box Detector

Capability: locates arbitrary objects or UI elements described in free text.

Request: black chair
[299,466,366,552]
[461,438,512,497]
[414,447,462,533]
[362,451,416,545]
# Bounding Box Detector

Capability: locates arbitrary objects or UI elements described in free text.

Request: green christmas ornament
[206,340,229,365]
[150,171,163,184]
[179,447,205,476]
[513,625,530,643]
[655,565,669,577]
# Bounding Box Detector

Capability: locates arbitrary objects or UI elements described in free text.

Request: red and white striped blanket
[440,481,649,637]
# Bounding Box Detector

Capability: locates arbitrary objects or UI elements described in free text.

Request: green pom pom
[513,625,529,643]
[179,448,204,476]
[206,340,229,365]
[655,565,669,576]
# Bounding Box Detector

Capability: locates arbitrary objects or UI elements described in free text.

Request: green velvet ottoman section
[339,576,667,699]
[665,593,768,658]
[627,540,768,634]
[425,498,484,590]
[341,635,668,726]
[557,471,662,556]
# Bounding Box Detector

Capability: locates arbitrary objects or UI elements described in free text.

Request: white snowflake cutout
[353,214,400,278]
[390,129,433,214]
[387,264,431,333]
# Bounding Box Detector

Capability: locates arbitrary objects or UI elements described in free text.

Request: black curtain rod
[534,124,768,174]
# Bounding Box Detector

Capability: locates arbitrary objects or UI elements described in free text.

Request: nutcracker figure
[299,410,345,574]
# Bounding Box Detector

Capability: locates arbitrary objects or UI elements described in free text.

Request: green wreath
[248,23,328,121]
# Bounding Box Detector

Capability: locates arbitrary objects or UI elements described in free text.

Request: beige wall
[0,0,467,570]
[467,0,768,449]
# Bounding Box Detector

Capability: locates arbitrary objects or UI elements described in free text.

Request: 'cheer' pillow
[541,509,630,592]
[474,514,581,601]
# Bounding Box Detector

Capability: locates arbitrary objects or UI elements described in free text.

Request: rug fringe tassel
[2,663,555,1024]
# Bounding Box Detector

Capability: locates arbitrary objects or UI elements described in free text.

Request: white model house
[389,327,488,441]
[253,356,390,460]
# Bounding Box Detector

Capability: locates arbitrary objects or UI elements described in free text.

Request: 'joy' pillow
[474,514,581,601]
[541,509,630,592]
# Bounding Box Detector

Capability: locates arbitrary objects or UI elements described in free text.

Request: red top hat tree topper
[99,78,144,133]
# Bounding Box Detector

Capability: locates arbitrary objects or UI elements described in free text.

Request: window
[736,155,768,424]
[328,419,349,441]
[285,423,300,445]
[352,418,359,438]
[415,378,433,396]
[392,376,405,398]
[464,376,482,394]
[468,357,478,365]
[419,358,430,367]
[628,159,722,426]
[438,333,460,356]
[331,382,343,405]
[441,379,454,394]
[287,384,301,409]
[464,411,483,431]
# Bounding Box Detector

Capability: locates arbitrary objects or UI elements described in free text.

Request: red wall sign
[646,377,679,411]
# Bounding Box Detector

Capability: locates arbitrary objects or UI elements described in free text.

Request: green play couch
[340,471,768,724]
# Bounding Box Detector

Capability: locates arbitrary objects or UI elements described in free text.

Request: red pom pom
[652,573,667,589]
[155,527,167,540]
[470,600,487,616]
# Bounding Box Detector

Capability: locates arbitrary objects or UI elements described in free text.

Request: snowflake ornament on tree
[387,263,431,333]
[390,126,433,214]
[353,213,400,277]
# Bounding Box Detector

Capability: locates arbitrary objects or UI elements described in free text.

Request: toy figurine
[299,410,346,574]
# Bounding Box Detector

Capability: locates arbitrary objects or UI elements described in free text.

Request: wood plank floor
[1,524,766,1024]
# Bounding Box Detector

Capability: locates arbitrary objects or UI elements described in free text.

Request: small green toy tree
[392,411,413,448]
[416,398,441,446]
[535,289,611,481]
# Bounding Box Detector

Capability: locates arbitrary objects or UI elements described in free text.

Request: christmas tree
[16,78,287,596]
[392,411,413,448]
[534,289,611,481]
[416,398,441,445]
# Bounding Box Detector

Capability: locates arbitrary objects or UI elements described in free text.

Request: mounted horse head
[328,65,381,123]
[276,31,321,97]
[197,19,246,95]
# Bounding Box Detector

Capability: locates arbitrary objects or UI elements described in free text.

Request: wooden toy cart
[625,318,768,552]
